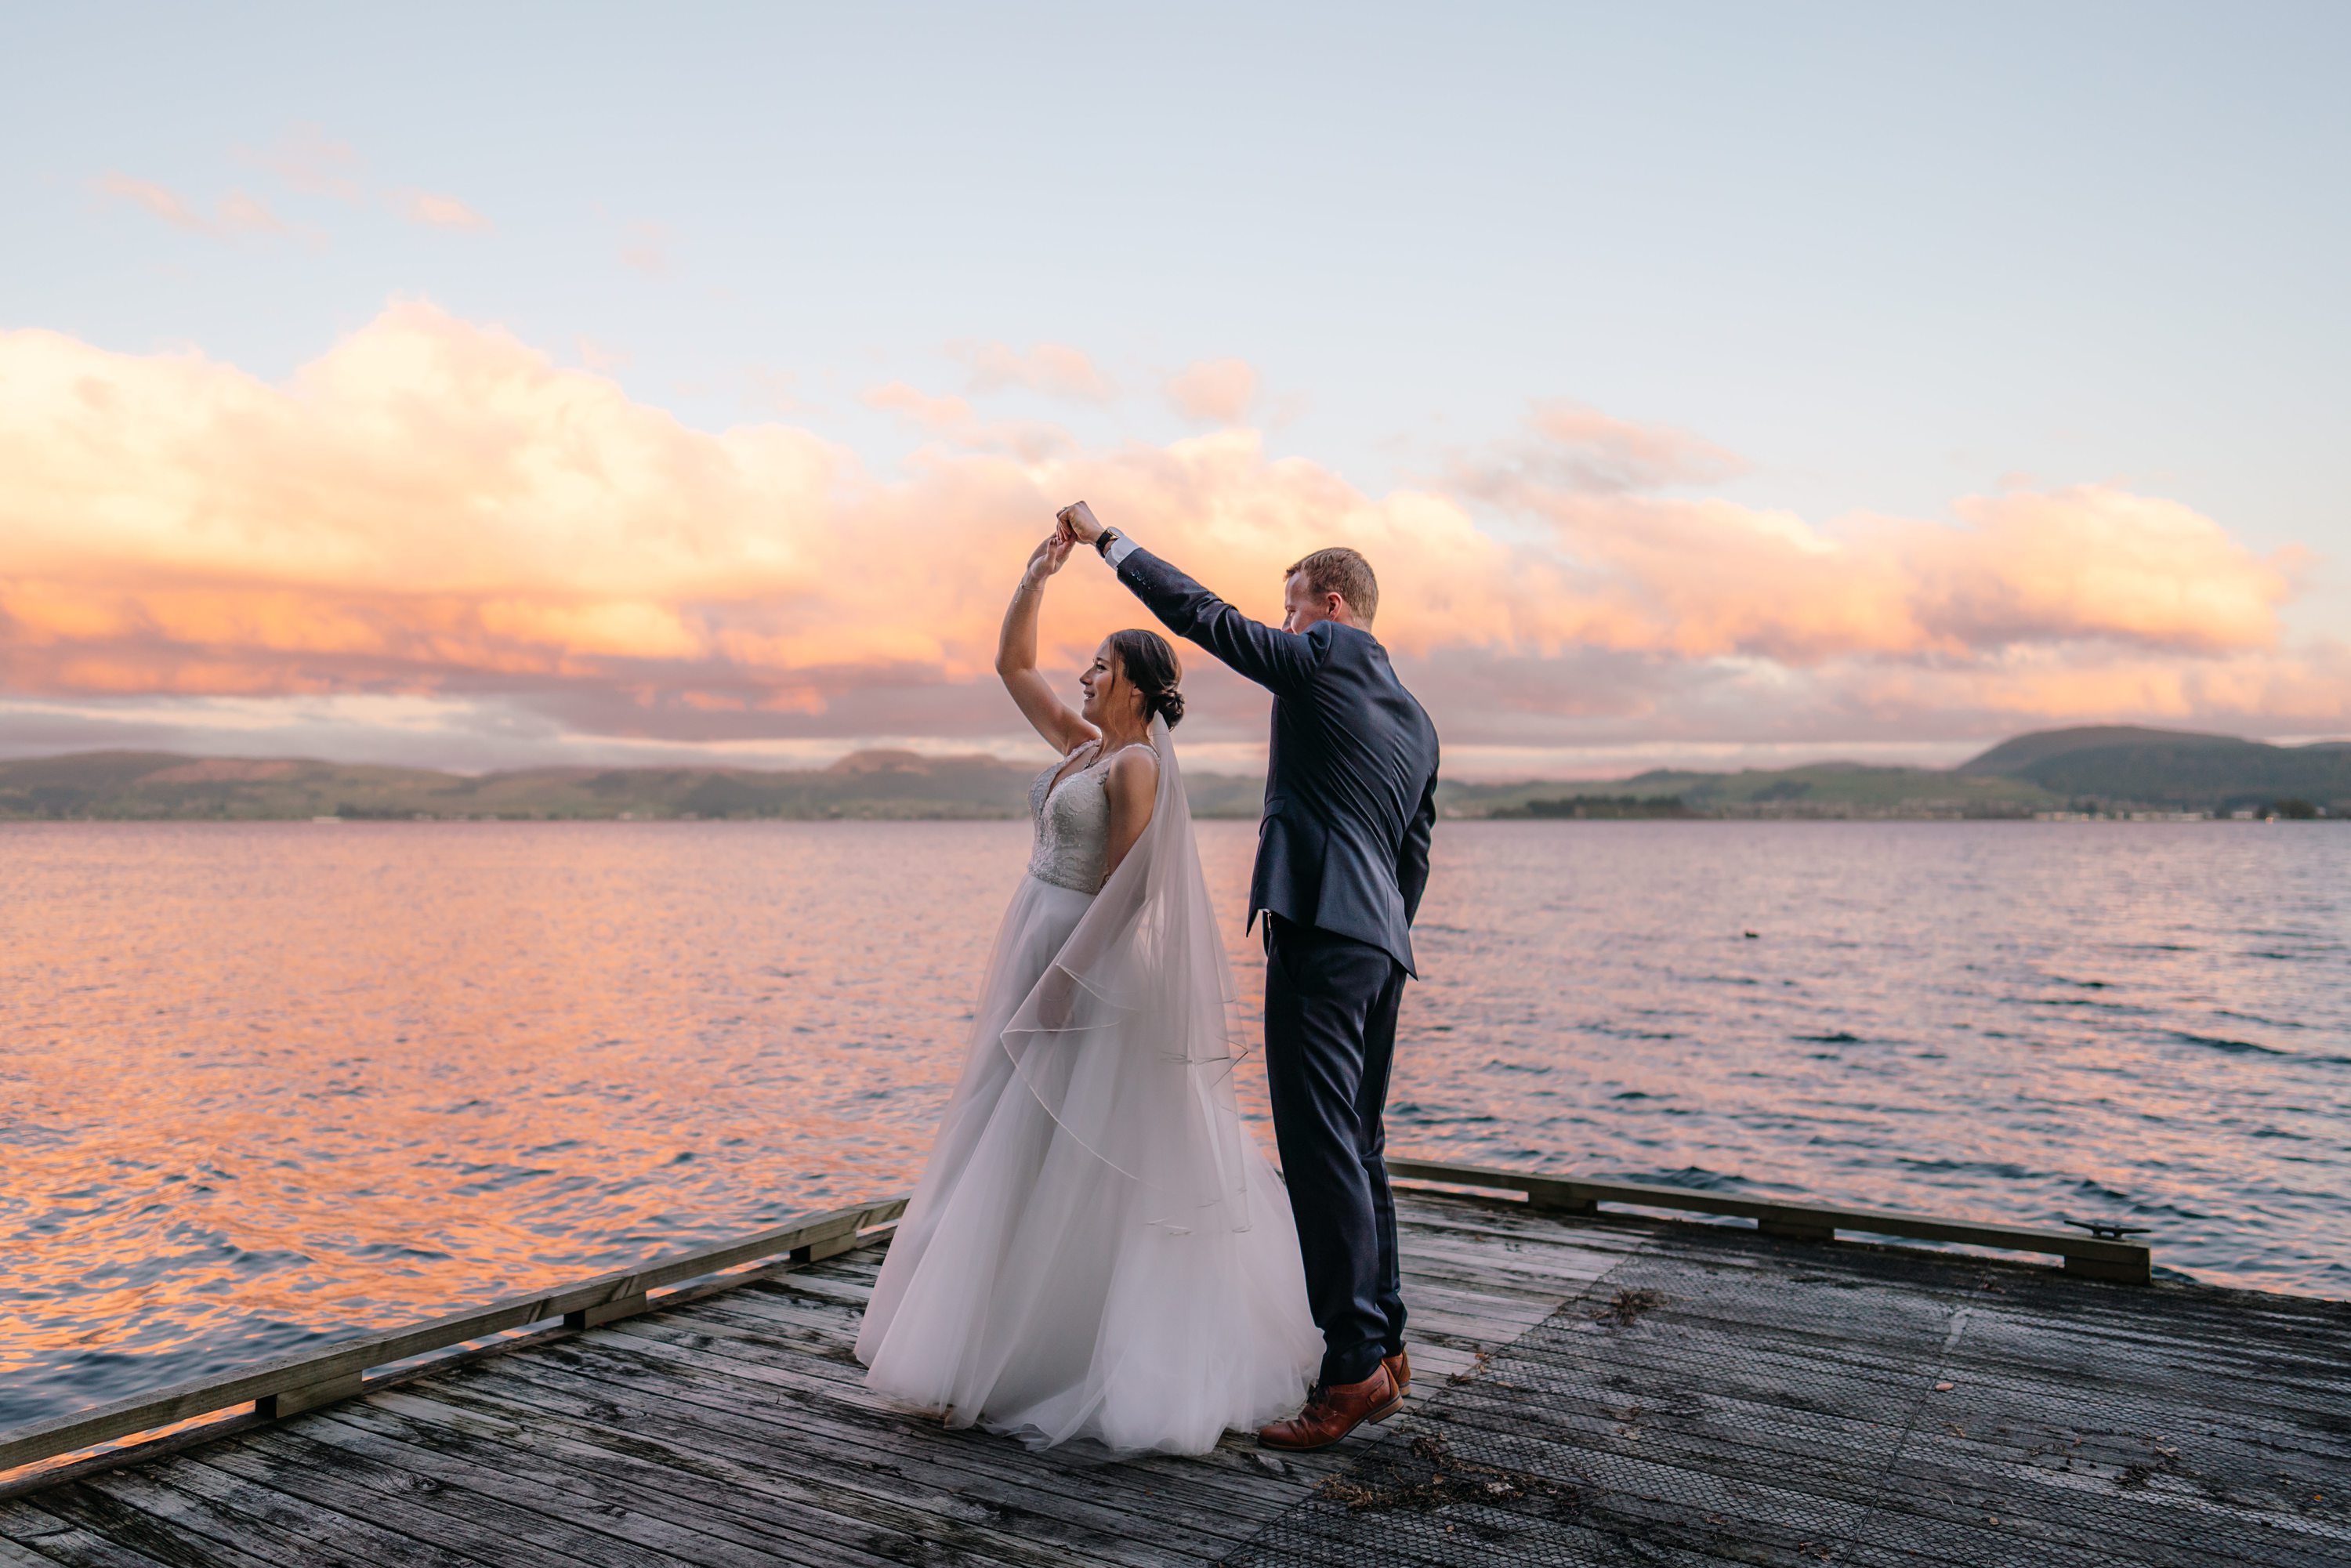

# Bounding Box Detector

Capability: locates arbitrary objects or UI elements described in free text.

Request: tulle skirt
[856,873,1321,1454]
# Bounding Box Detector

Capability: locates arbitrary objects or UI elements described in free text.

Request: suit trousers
[1261,914,1408,1388]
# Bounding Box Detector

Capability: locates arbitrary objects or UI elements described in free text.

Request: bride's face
[1078,641,1136,726]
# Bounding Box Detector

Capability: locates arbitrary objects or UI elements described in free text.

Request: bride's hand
[1025,532,1074,583]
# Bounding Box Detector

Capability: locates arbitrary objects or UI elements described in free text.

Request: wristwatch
[1094,527,1121,558]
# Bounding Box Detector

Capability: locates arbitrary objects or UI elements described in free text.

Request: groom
[1056,501,1440,1450]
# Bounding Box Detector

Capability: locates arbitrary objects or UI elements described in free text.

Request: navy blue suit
[1112,544,1440,1385]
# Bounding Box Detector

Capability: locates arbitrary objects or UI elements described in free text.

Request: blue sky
[3,3,2346,775]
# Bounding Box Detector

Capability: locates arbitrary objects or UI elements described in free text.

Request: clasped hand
[1054,500,1104,546]
[1025,501,1102,584]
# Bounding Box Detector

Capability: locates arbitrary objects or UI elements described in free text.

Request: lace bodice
[1027,741,1114,893]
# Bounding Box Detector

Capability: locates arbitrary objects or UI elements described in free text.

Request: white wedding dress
[856,718,1321,1453]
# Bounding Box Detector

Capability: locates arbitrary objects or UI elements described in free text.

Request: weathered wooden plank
[0,1199,907,1475]
[1316,1223,2351,1568]
[358,1382,1146,1568]
[498,1302,1336,1515]
[49,1473,300,1568]
[196,1429,683,1568]
[603,1299,1324,1512]
[1387,1158,2154,1279]
[440,1353,1253,1567]
[136,1456,487,1568]
[1597,1255,2351,1439]
[1404,1376,2233,1568]
[588,1294,1348,1515]
[288,1410,850,1568]
[1397,1394,2342,1568]
[611,1273,1342,1491]
[549,1301,1347,1523]
[0,1534,67,1568]
[522,1331,1293,1549]
[0,1502,172,1568]
[1392,1226,1639,1286]
[1240,1502,1742,1568]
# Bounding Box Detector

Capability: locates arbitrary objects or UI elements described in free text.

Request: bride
[855,530,1321,1454]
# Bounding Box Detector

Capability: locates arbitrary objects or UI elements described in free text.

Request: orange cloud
[0,304,2333,755]
[1165,358,1259,425]
[1461,402,2295,664]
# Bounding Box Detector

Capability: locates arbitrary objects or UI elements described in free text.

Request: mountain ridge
[0,726,2343,820]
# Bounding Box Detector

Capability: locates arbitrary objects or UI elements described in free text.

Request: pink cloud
[864,380,977,435]
[619,221,671,277]
[93,173,208,232]
[1165,359,1259,424]
[94,174,289,238]
[1465,400,1748,495]
[245,123,363,202]
[392,190,491,231]
[0,306,2333,758]
[216,190,288,234]
[1457,404,2294,664]
[952,342,1114,403]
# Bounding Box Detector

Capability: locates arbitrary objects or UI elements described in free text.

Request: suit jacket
[1114,545,1440,976]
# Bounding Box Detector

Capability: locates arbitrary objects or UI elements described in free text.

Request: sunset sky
[4,3,2347,778]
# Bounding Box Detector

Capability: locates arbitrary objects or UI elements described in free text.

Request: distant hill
[1446,761,2061,820]
[1954,726,2351,812]
[0,749,1270,822]
[1952,725,2245,775]
[3,725,2342,821]
[1448,726,2349,819]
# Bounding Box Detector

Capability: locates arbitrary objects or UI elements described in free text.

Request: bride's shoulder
[1105,743,1158,789]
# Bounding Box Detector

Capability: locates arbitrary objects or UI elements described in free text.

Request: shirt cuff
[1102,532,1139,567]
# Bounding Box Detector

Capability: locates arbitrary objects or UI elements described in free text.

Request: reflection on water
[2,819,2345,1426]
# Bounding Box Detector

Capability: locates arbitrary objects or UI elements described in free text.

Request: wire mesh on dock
[1231,1226,2350,1566]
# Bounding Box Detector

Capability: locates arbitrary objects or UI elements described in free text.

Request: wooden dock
[3,1163,2346,1566]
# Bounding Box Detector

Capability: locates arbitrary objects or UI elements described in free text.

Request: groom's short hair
[1285,548,1378,625]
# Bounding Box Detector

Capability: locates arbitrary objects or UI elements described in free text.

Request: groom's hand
[1056,501,1105,545]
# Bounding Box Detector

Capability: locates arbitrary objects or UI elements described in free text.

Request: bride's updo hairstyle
[1107,629,1186,729]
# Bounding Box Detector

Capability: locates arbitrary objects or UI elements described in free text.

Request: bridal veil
[857,715,1319,1453]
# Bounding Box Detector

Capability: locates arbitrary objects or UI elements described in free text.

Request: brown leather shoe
[1258,1365,1403,1451]
[1375,1347,1411,1414]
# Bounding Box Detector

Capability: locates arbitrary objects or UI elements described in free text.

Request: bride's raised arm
[996,534,1098,755]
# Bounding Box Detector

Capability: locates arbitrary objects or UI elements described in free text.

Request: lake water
[3,820,2346,1431]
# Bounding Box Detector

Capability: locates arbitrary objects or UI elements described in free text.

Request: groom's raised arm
[1104,539,1318,697]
